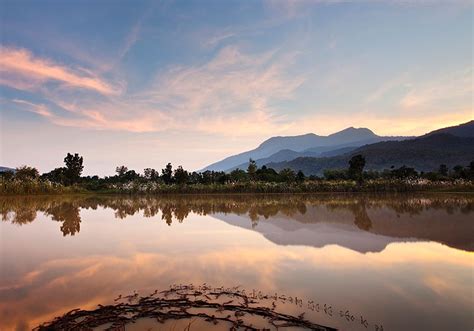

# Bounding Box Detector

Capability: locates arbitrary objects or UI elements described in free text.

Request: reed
[3,178,472,196]
[0,179,85,195]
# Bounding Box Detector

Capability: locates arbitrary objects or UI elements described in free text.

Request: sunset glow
[1,1,472,175]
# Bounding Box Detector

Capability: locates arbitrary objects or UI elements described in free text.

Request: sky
[0,0,472,176]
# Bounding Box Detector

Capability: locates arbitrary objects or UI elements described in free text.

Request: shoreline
[1,179,473,196]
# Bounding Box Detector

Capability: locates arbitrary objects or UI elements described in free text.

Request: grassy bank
[0,179,86,195]
[1,178,473,195]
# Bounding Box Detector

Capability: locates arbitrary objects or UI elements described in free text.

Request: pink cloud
[15,45,303,135]
[12,99,54,118]
[0,46,122,95]
[4,45,303,135]
[143,46,304,121]
[52,116,158,133]
[47,99,167,132]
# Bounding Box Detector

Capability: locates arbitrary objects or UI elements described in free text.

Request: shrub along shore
[1,153,473,195]
[3,178,473,196]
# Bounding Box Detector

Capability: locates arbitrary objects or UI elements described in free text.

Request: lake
[0,193,472,330]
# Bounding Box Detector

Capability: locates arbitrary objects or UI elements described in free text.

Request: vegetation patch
[35,284,337,331]
[1,153,473,195]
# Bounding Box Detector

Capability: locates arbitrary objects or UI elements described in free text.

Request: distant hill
[268,128,474,175]
[319,146,358,157]
[0,166,15,173]
[425,120,474,137]
[201,127,410,172]
[226,144,361,172]
[227,149,321,172]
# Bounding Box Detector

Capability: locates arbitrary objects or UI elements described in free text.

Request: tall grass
[100,179,474,194]
[0,179,85,195]
[1,178,472,196]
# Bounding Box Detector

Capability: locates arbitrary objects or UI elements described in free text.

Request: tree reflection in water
[46,202,81,236]
[349,201,372,231]
[1,194,473,250]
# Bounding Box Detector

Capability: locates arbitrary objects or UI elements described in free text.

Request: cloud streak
[0,46,123,95]
[12,99,53,118]
[400,68,472,109]
[14,45,304,135]
[139,46,304,133]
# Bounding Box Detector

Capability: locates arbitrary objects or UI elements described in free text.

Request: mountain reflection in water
[2,193,473,252]
[1,193,473,331]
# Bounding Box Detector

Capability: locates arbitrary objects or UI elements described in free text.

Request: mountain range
[201,127,411,172]
[268,121,474,175]
[202,120,474,175]
[0,166,14,173]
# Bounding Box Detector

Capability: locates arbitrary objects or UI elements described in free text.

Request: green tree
[144,168,159,180]
[247,159,257,180]
[217,173,230,184]
[161,163,173,184]
[348,154,366,181]
[230,168,248,182]
[279,168,295,183]
[256,165,280,182]
[438,164,448,177]
[296,170,305,182]
[468,161,474,180]
[41,167,68,184]
[323,169,347,180]
[15,166,39,181]
[452,165,465,179]
[174,166,189,185]
[390,165,418,179]
[64,153,84,184]
[122,170,139,181]
[116,166,128,177]
[200,170,213,184]
[188,171,202,184]
[0,170,14,181]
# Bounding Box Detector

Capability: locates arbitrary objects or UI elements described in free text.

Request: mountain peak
[327,127,377,141]
[200,126,409,172]
[257,133,322,150]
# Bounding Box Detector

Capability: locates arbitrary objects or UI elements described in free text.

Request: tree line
[323,155,474,182]
[1,153,473,191]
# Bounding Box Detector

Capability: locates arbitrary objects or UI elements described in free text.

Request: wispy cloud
[142,46,304,130]
[0,46,123,95]
[263,0,317,20]
[118,22,142,60]
[114,4,156,66]
[45,97,172,133]
[10,96,164,133]
[201,31,237,48]
[400,68,472,109]
[4,42,471,139]
[12,99,53,118]
[52,113,160,133]
[30,45,304,135]
[365,73,410,104]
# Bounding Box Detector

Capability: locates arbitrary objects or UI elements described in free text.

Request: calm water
[0,193,473,330]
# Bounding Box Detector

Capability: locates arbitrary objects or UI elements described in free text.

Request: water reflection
[1,194,473,251]
[0,193,473,330]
